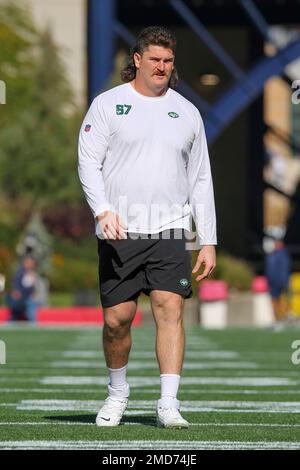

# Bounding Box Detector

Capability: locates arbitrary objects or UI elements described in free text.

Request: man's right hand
[96,211,128,240]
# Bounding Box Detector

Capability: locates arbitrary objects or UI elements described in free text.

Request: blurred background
[1,0,300,325]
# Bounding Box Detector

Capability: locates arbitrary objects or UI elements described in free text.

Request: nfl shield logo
[84,124,91,132]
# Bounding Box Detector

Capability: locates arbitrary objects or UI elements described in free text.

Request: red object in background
[198,280,228,301]
[0,306,142,326]
[251,276,269,293]
[0,308,10,322]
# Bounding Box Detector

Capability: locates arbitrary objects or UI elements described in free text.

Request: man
[78,26,217,428]
[6,255,39,322]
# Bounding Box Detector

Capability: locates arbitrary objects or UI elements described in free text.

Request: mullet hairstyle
[121,26,179,89]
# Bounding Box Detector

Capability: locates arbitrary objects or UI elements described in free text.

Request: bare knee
[103,307,135,339]
[151,291,184,326]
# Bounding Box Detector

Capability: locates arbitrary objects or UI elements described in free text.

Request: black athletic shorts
[97,228,193,308]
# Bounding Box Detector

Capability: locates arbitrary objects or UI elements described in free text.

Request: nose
[157,61,165,72]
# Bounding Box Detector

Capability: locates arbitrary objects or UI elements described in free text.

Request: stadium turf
[0,324,300,449]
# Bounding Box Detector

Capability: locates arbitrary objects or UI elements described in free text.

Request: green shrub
[212,252,254,290]
[47,256,98,292]
[48,291,73,306]
[191,250,254,293]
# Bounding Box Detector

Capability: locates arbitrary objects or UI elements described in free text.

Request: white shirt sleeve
[78,98,112,218]
[187,113,217,245]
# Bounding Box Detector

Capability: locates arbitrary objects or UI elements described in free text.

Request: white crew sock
[107,364,129,398]
[159,373,181,407]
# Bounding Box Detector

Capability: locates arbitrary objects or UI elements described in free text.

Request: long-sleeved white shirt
[78,82,217,245]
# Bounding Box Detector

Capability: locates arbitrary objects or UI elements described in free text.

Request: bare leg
[96,300,137,426]
[103,299,137,369]
[272,298,282,322]
[272,293,291,322]
[149,290,189,427]
[150,290,185,374]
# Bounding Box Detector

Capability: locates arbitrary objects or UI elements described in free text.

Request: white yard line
[0,421,300,428]
[40,376,297,386]
[49,360,257,370]
[61,350,239,359]
[2,387,300,395]
[0,440,299,450]
[2,399,298,413]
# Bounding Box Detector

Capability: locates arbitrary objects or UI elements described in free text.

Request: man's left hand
[192,245,216,282]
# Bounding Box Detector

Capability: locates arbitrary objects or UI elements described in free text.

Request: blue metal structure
[205,38,300,142]
[239,0,275,44]
[168,0,300,143]
[169,0,245,82]
[88,0,116,101]
[88,0,300,144]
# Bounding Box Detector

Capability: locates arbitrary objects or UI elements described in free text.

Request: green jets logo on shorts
[168,111,179,118]
[116,104,132,115]
[180,278,189,287]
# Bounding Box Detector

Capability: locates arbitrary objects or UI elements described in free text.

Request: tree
[0,0,37,121]
[0,1,83,211]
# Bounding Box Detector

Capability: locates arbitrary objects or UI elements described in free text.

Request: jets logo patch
[168,112,179,118]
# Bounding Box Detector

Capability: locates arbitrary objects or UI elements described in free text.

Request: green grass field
[0,324,300,449]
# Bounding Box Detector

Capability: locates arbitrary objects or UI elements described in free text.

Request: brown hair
[121,26,179,89]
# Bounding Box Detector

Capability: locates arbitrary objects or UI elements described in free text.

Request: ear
[133,52,141,69]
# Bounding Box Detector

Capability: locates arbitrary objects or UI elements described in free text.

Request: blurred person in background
[6,255,40,322]
[264,237,292,324]
[78,26,217,428]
